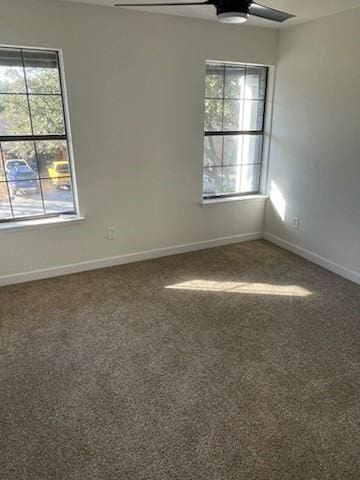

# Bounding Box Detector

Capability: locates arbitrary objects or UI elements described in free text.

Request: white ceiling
[57,0,360,27]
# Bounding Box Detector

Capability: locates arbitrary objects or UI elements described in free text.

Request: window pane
[0,94,32,136]
[242,100,264,131]
[204,99,223,131]
[223,136,241,166]
[0,182,12,219]
[41,177,75,214]
[0,48,26,94]
[203,167,222,197]
[241,135,263,164]
[8,180,44,218]
[35,140,69,178]
[24,49,61,94]
[240,164,261,193]
[223,100,242,131]
[203,136,222,167]
[224,65,245,99]
[222,166,241,195]
[245,67,267,100]
[29,95,65,135]
[205,64,224,98]
[1,141,39,179]
[223,135,263,166]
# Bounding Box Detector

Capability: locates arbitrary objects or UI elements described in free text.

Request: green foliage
[204,68,242,173]
[204,69,244,134]
[26,67,61,94]
[0,67,66,162]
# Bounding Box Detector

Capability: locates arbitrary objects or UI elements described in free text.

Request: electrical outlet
[293,217,300,231]
[106,226,117,240]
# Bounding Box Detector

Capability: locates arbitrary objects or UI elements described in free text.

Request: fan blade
[114,1,212,6]
[249,2,295,22]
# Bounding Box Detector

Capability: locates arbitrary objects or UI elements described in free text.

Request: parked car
[48,161,71,190]
[7,166,39,197]
[5,159,30,173]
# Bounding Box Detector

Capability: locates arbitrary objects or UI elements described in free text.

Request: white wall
[0,0,277,280]
[265,8,360,281]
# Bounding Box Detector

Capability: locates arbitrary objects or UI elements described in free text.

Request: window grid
[0,47,76,222]
[203,62,268,199]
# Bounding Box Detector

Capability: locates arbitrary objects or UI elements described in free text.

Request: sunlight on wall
[269,180,286,221]
[166,280,312,297]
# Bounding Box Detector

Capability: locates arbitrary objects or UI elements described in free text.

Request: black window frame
[203,61,269,200]
[0,46,78,223]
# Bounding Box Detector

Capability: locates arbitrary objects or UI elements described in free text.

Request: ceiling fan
[113,0,295,24]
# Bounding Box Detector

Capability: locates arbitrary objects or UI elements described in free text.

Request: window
[203,62,268,199]
[0,46,77,223]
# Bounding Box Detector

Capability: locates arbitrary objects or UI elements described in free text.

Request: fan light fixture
[113,1,295,26]
[217,11,248,23]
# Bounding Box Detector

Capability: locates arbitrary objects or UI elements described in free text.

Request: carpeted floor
[1,240,360,479]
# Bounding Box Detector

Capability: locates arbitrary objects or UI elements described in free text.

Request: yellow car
[48,161,71,189]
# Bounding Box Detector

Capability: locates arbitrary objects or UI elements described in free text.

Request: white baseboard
[264,232,360,285]
[0,232,262,287]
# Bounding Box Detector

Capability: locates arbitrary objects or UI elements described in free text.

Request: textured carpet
[1,240,360,479]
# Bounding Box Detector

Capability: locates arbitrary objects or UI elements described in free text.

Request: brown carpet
[1,240,360,479]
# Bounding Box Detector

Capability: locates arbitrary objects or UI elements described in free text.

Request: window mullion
[20,49,47,216]
[205,130,263,136]
[20,48,35,137]
[33,140,47,216]
[220,65,226,196]
[0,135,68,142]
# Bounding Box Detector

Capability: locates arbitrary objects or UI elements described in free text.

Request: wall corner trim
[3,231,359,288]
[0,231,262,287]
[264,232,360,285]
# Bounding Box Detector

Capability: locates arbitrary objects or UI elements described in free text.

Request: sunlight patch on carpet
[166,280,312,297]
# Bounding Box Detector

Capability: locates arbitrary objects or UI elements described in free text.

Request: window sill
[0,215,85,232]
[201,194,268,207]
